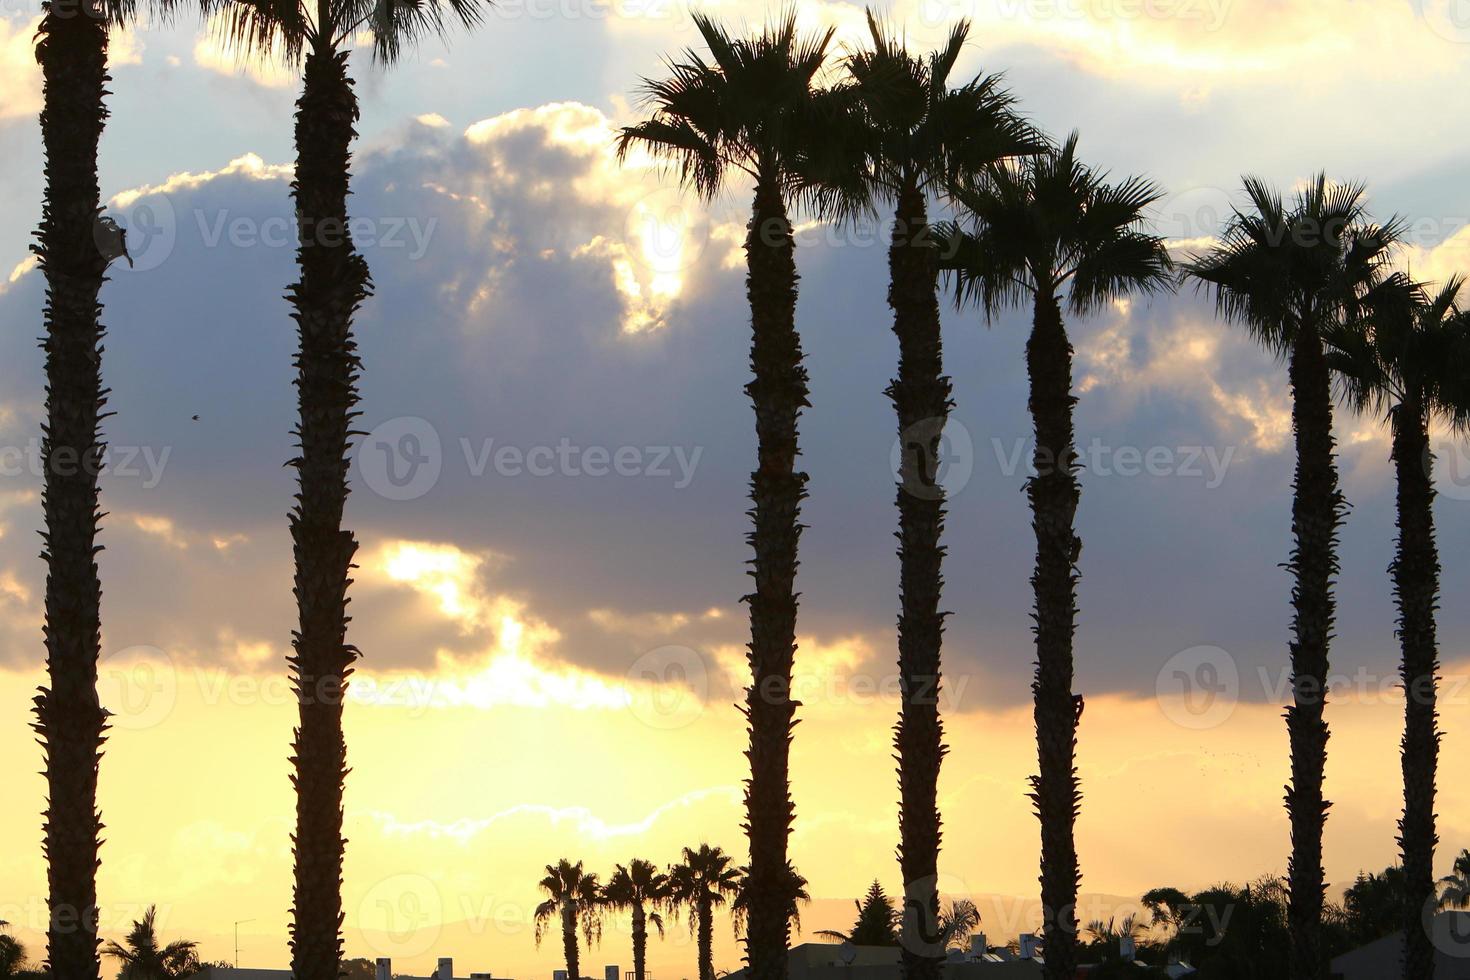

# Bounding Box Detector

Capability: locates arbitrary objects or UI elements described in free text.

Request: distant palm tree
[1184,175,1401,980]
[936,899,980,952]
[102,907,199,980]
[1330,276,1470,978]
[535,860,604,980]
[618,18,835,980]
[668,845,742,980]
[1439,849,1470,909]
[604,859,669,980]
[205,1,485,979]
[824,19,1038,977]
[937,133,1173,980]
[0,921,27,980]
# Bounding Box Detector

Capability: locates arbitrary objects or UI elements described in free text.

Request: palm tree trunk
[1025,291,1081,980]
[1392,394,1439,980]
[631,903,647,980]
[887,186,949,980]
[741,173,807,980]
[698,897,714,980]
[287,43,370,980]
[1283,323,1341,980]
[562,905,581,980]
[32,8,111,980]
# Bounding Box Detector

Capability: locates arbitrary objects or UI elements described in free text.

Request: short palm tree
[1330,276,1470,978]
[826,19,1038,977]
[618,17,834,980]
[1439,849,1470,909]
[102,907,199,980]
[937,133,1173,980]
[1184,175,1401,980]
[535,860,604,980]
[203,2,485,980]
[604,859,669,980]
[0,921,27,980]
[668,845,742,980]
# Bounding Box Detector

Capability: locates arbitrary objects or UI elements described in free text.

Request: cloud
[0,17,41,122]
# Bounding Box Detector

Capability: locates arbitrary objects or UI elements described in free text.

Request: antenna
[234,919,256,967]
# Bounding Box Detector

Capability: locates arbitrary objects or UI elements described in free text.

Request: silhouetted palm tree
[822,19,1038,976]
[30,0,180,971]
[1184,175,1401,980]
[669,845,742,980]
[0,921,27,980]
[1439,849,1470,909]
[937,134,1173,980]
[535,860,604,980]
[205,2,484,979]
[102,907,199,980]
[1330,276,1470,978]
[618,18,834,980]
[604,859,669,980]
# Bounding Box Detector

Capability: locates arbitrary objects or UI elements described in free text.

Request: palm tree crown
[604,859,669,980]
[206,0,484,63]
[535,860,604,980]
[102,907,199,980]
[669,845,742,980]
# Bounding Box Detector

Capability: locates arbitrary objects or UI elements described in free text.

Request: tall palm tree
[29,0,177,971]
[668,845,742,980]
[102,907,200,980]
[937,134,1173,979]
[604,859,669,980]
[618,18,834,980]
[1329,276,1470,978]
[535,860,604,980]
[205,3,484,980]
[1184,175,1401,980]
[825,19,1038,978]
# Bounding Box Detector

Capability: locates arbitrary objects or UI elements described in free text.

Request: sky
[5,0,1470,975]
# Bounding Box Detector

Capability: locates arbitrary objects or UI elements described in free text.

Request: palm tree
[1183,175,1402,980]
[604,859,669,980]
[823,19,1038,977]
[936,899,980,952]
[937,134,1173,979]
[102,907,200,980]
[0,922,27,980]
[535,860,604,980]
[668,845,742,980]
[618,18,834,980]
[1438,849,1470,909]
[204,2,484,980]
[1330,276,1470,978]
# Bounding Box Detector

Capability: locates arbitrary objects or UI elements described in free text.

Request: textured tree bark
[1392,395,1440,980]
[562,905,580,980]
[1283,323,1341,980]
[698,896,715,980]
[32,6,111,980]
[741,174,807,980]
[887,185,950,980]
[631,903,647,980]
[287,44,371,980]
[1025,291,1081,980]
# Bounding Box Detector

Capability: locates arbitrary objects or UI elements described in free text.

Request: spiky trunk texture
[287,44,370,980]
[631,903,648,980]
[1025,292,1081,980]
[561,904,581,980]
[1283,323,1341,980]
[887,186,950,980]
[1392,394,1440,980]
[697,896,714,980]
[740,175,807,980]
[32,7,111,980]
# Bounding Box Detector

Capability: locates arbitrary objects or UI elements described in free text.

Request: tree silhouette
[202,0,485,978]
[618,17,835,980]
[604,859,670,980]
[820,18,1038,977]
[1330,276,1470,977]
[101,907,200,980]
[937,133,1173,979]
[535,860,604,980]
[1184,175,1401,980]
[816,881,901,947]
[668,845,742,980]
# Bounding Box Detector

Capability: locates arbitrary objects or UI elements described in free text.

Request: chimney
[437,958,453,980]
[1018,935,1039,960]
[376,959,392,980]
[1120,936,1136,960]
[604,966,618,980]
[968,935,987,959]
[554,971,569,980]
